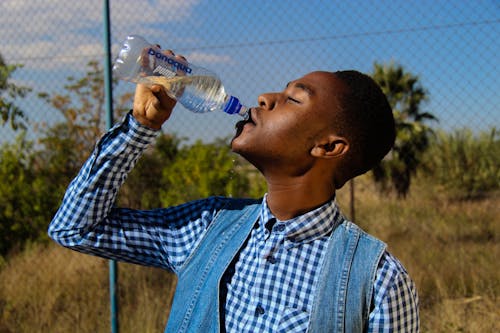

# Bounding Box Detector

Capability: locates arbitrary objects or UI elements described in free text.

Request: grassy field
[1,175,499,332]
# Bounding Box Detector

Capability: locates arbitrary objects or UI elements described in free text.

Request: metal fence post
[103,1,118,332]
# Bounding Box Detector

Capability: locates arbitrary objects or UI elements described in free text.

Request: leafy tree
[159,139,252,206]
[0,60,133,255]
[0,54,31,130]
[371,62,437,198]
[121,134,268,209]
[38,60,132,164]
[34,60,135,208]
[118,133,183,209]
[0,136,55,256]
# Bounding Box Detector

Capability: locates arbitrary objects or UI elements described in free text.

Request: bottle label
[147,48,192,74]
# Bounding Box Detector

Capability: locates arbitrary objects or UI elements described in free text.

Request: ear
[310,135,349,158]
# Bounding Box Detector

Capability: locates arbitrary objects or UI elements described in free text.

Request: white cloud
[0,0,201,69]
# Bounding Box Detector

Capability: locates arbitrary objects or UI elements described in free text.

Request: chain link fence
[2,1,498,144]
[1,1,499,332]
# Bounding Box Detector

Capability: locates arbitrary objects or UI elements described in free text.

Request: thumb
[152,84,177,111]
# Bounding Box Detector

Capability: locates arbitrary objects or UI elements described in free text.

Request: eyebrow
[286,81,314,96]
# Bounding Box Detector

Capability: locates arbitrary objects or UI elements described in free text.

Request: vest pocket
[278,307,310,332]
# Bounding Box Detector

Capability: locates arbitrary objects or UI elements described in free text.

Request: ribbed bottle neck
[223,96,249,118]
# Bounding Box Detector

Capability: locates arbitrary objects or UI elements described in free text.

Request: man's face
[231,71,347,174]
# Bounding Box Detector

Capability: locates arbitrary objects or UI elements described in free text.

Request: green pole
[103,1,118,332]
[103,0,114,130]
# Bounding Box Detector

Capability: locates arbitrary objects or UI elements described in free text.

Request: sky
[1,0,499,144]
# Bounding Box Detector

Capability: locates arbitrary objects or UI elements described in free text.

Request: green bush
[422,128,500,199]
[0,136,54,256]
[159,139,253,206]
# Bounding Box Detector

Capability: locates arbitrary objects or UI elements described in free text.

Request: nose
[258,93,279,110]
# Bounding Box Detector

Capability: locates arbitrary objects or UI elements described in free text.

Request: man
[49,54,419,332]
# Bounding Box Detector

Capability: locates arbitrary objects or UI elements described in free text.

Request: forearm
[48,112,158,246]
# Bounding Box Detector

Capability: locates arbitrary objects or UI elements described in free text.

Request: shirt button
[255,304,265,316]
[267,256,277,264]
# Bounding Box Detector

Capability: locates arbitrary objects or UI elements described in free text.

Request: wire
[185,19,500,51]
[7,18,500,63]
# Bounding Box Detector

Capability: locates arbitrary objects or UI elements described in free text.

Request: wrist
[131,107,164,130]
[133,113,162,130]
[124,111,160,147]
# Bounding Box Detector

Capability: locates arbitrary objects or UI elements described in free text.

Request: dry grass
[0,245,176,333]
[1,174,499,332]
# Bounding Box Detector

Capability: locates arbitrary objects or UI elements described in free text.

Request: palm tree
[371,62,437,198]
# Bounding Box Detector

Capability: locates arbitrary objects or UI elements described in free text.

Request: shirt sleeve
[368,251,420,332]
[48,112,225,272]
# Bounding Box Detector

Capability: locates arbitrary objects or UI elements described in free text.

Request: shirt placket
[262,220,286,263]
[249,219,287,329]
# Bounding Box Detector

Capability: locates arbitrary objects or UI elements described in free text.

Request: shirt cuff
[114,111,160,149]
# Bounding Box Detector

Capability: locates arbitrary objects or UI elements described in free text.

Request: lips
[234,108,256,137]
[245,108,256,125]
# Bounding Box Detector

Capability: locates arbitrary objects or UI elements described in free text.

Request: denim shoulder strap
[165,198,261,333]
[309,221,386,333]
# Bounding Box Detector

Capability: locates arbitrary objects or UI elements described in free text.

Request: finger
[161,49,188,66]
[163,49,175,56]
[140,47,151,73]
[150,84,163,94]
[152,84,176,105]
[175,54,187,61]
[157,49,189,78]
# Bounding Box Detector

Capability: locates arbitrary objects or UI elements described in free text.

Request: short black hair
[331,70,395,188]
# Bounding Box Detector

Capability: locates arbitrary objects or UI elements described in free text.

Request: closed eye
[287,96,301,104]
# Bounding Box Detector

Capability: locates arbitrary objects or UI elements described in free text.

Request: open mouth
[234,108,256,137]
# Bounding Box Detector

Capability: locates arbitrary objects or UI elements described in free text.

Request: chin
[230,138,244,155]
[230,138,252,162]
[230,131,246,152]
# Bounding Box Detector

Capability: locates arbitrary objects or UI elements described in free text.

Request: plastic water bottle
[113,35,248,118]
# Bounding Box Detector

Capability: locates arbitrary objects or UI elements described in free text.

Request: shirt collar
[258,194,344,248]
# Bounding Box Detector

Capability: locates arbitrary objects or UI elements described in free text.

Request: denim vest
[165,198,386,333]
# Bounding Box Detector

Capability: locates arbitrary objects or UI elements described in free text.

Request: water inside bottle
[138,75,226,113]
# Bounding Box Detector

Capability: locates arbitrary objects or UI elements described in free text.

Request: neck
[265,174,335,221]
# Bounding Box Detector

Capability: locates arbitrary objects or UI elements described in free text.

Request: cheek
[264,119,297,143]
[269,112,301,133]
[272,114,316,139]
[266,118,314,154]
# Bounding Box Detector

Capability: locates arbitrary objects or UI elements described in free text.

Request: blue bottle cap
[223,96,242,115]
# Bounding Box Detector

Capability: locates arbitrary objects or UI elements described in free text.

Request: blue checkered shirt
[49,113,419,332]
